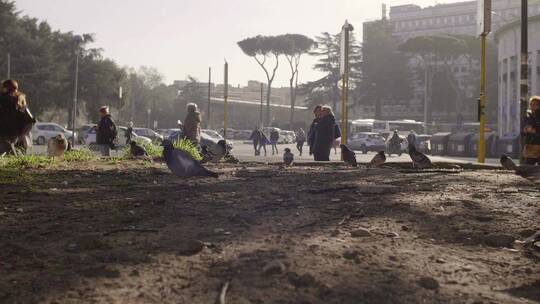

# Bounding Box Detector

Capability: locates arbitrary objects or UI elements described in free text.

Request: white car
[32,122,75,145]
[202,129,224,141]
[348,132,386,154]
[84,126,152,150]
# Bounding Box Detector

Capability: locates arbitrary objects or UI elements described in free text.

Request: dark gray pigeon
[516,165,540,188]
[283,148,294,166]
[162,140,218,178]
[500,154,518,171]
[408,144,432,169]
[340,144,357,167]
[130,141,148,157]
[370,151,386,167]
[201,140,227,163]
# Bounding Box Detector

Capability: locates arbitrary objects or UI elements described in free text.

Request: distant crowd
[1,79,539,166]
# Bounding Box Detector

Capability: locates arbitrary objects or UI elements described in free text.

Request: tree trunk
[266,84,272,127]
[289,76,295,128]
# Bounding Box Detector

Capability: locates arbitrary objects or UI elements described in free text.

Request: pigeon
[201,140,228,163]
[500,154,518,171]
[130,141,148,157]
[370,151,386,167]
[283,148,294,166]
[47,134,69,157]
[340,144,358,167]
[162,139,218,178]
[408,144,432,169]
[515,165,540,188]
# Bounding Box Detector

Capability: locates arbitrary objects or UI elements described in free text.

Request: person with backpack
[96,106,117,157]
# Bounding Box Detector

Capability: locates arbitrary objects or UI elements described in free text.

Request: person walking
[308,105,322,157]
[313,106,339,161]
[249,127,261,156]
[0,80,35,155]
[183,103,201,147]
[126,121,134,143]
[258,129,269,157]
[270,128,280,155]
[407,130,417,148]
[522,96,540,165]
[296,128,306,156]
[96,106,117,157]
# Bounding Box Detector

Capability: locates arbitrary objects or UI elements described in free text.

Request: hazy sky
[14,0,457,87]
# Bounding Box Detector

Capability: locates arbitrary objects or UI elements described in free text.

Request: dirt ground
[0,160,539,304]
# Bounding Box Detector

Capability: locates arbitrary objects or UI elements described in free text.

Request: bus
[373,120,425,137]
[349,119,375,135]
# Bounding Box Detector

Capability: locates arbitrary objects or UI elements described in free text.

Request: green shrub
[173,138,202,161]
[0,155,55,169]
[64,148,96,162]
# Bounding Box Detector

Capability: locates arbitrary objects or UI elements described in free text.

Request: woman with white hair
[183,102,201,146]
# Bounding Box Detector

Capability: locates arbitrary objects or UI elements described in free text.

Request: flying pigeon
[408,144,432,169]
[47,134,69,157]
[130,141,148,157]
[283,148,294,166]
[162,140,218,178]
[201,140,228,163]
[340,144,358,167]
[370,151,386,167]
[500,154,518,171]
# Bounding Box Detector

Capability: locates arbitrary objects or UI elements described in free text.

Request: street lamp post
[71,45,80,147]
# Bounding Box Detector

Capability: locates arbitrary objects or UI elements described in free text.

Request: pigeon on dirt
[283,148,294,166]
[340,144,358,167]
[130,141,148,157]
[515,165,540,188]
[408,144,432,169]
[500,154,518,171]
[370,151,386,167]
[162,139,218,178]
[47,134,69,157]
[201,140,228,163]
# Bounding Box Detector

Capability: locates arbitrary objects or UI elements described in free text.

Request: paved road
[28,141,500,165]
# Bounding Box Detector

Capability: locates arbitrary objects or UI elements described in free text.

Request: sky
[14,0,458,87]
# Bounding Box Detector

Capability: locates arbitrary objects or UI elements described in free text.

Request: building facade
[495,15,540,136]
[363,0,540,129]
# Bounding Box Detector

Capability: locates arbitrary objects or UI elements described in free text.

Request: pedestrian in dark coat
[296,128,306,156]
[308,105,323,156]
[0,80,35,155]
[407,130,417,148]
[96,106,117,157]
[522,96,540,165]
[249,127,262,156]
[270,129,280,155]
[313,106,339,161]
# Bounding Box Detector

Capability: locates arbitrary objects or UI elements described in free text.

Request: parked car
[415,135,432,154]
[282,131,296,143]
[77,124,96,144]
[202,129,224,141]
[157,128,181,139]
[348,132,386,154]
[84,126,152,150]
[32,122,75,145]
[168,130,233,153]
[133,128,163,144]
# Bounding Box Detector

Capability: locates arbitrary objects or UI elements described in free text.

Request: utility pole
[340,20,354,149]
[519,0,529,164]
[7,53,11,79]
[207,67,212,128]
[71,49,80,147]
[223,61,229,139]
[260,83,264,128]
[477,0,492,163]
